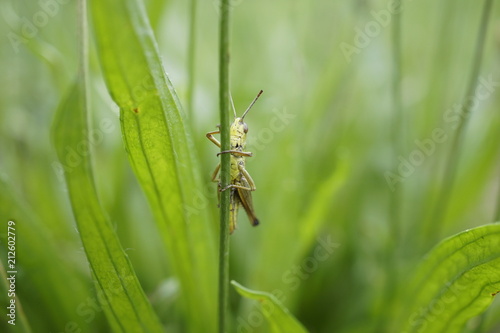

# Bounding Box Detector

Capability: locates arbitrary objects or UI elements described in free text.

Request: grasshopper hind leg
[229,188,240,234]
[236,176,259,227]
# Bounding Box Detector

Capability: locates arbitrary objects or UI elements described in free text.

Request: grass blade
[186,0,198,114]
[298,155,348,257]
[218,0,232,332]
[52,71,164,333]
[428,0,494,238]
[231,281,309,333]
[90,0,217,331]
[51,1,164,331]
[398,224,500,333]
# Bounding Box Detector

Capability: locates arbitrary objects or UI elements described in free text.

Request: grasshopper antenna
[241,90,263,120]
[229,92,237,118]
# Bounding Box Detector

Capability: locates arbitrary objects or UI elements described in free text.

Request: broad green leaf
[231,281,309,333]
[51,79,164,332]
[398,224,500,333]
[90,0,216,331]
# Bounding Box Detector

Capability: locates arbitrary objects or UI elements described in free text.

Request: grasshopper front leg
[207,128,252,157]
[207,129,222,204]
[206,127,221,148]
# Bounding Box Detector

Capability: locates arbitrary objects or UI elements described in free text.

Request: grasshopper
[206,90,263,234]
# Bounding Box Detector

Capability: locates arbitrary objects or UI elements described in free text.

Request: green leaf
[398,224,500,333]
[90,0,217,331]
[231,281,309,333]
[51,79,164,332]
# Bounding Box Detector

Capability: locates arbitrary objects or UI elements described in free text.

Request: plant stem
[78,0,88,81]
[186,0,198,114]
[430,0,493,237]
[218,0,231,332]
[389,0,403,246]
[495,170,500,222]
[379,3,402,330]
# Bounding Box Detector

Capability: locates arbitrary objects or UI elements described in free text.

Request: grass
[218,0,232,331]
[1,0,500,332]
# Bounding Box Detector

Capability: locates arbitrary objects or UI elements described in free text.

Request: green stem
[379,2,402,330]
[495,169,500,222]
[78,0,88,80]
[389,0,403,245]
[186,0,198,114]
[218,0,231,332]
[430,0,493,237]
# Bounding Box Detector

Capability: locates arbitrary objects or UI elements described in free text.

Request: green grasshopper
[206,90,263,234]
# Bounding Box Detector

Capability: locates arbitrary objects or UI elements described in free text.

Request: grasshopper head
[229,90,263,150]
[230,117,249,149]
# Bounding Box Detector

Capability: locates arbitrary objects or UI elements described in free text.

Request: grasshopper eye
[243,123,248,133]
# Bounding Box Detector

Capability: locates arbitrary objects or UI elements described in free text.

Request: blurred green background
[1,0,500,332]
